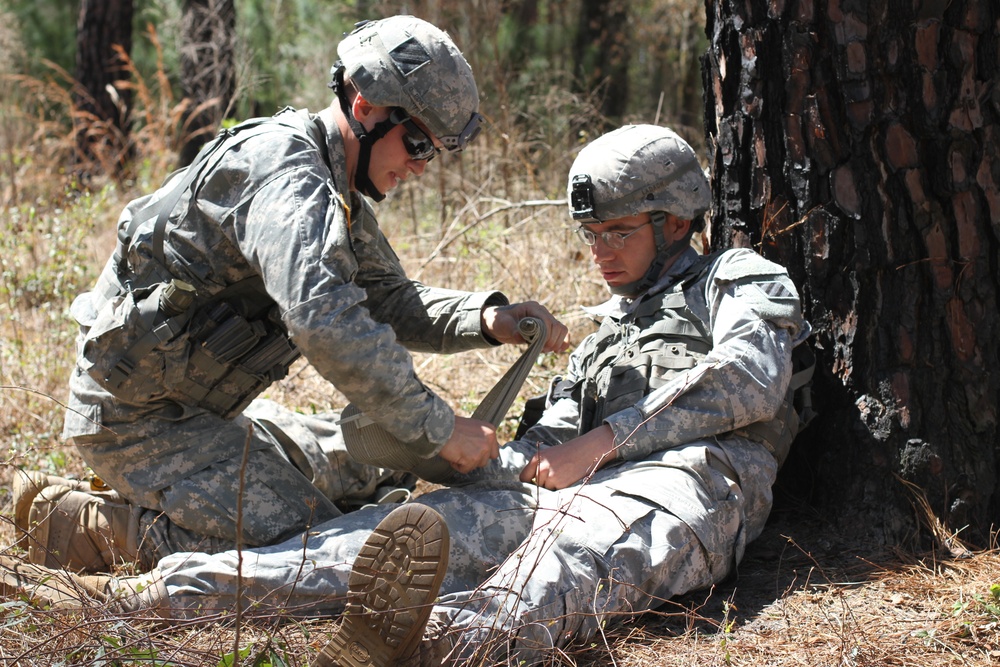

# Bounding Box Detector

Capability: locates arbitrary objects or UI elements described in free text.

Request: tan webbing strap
[340,317,549,483]
[471,317,546,424]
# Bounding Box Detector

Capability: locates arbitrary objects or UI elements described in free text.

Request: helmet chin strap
[331,68,398,202]
[609,212,690,298]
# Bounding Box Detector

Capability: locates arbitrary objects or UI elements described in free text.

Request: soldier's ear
[667,214,691,239]
[351,92,377,123]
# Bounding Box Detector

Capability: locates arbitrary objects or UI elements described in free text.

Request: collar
[316,107,352,197]
[581,247,701,319]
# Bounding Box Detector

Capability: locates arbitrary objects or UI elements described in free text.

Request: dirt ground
[570,505,1000,667]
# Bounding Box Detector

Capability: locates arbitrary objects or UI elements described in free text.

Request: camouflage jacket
[63,107,505,455]
[523,247,808,462]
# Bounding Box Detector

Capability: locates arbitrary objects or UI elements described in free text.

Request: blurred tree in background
[176,0,236,167]
[573,0,629,121]
[73,0,134,174]
[1,0,706,180]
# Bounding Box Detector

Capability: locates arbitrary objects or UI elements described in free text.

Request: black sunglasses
[389,108,440,162]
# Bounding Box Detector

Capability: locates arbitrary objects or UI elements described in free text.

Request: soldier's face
[368,121,434,193]
[355,102,438,194]
[583,214,658,290]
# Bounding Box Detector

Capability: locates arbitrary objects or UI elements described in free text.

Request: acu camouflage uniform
[62,107,507,565]
[145,243,809,665]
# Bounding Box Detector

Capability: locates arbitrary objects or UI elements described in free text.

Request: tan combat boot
[12,470,121,550]
[0,554,169,615]
[311,503,450,667]
[15,474,141,573]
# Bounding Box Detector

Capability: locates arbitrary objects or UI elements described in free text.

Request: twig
[591,576,620,667]
[0,384,116,435]
[233,424,253,666]
[419,197,566,269]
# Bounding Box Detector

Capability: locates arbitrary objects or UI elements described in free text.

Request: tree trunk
[703,0,1000,547]
[573,0,630,121]
[500,0,540,70]
[73,0,134,175]
[177,0,237,168]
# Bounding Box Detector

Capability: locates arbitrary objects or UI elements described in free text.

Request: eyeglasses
[575,221,652,249]
[390,108,440,162]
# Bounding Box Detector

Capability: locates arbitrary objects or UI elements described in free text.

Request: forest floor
[2,238,999,665]
[2,479,999,666]
[584,506,1000,666]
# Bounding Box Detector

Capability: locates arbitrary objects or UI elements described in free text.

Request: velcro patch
[391,37,431,76]
[753,280,795,300]
[735,281,800,321]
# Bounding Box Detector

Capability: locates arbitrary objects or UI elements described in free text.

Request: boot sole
[312,503,450,667]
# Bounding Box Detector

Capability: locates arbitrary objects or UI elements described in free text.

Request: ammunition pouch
[83,277,300,420]
[80,280,192,408]
[176,296,301,419]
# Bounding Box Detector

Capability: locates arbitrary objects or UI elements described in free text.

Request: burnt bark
[177,0,237,168]
[703,0,1000,547]
[73,0,134,175]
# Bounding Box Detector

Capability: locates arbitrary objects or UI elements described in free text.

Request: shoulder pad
[713,250,803,329]
[713,248,788,282]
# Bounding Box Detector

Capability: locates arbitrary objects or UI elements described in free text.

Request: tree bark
[177,0,237,168]
[703,0,1000,547]
[73,0,134,174]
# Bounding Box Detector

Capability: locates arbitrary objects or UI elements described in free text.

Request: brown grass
[2,505,999,665]
[3,174,999,664]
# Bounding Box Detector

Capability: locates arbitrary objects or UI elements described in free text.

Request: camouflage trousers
[71,399,402,566]
[154,439,769,662]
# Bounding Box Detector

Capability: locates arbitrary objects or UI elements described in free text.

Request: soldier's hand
[437,416,500,474]
[481,301,571,354]
[519,425,617,489]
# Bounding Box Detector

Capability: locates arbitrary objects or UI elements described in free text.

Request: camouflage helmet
[334,16,483,151]
[568,124,710,223]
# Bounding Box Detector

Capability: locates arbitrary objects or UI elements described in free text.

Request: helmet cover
[568,124,710,223]
[335,16,481,150]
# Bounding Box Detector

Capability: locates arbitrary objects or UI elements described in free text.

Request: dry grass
[3,175,999,664]
[2,502,999,665]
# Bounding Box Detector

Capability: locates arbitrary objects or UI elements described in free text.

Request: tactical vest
[520,252,815,467]
[574,254,715,434]
[79,111,332,419]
